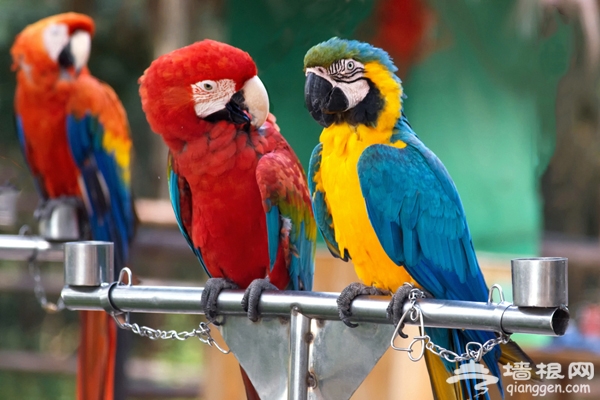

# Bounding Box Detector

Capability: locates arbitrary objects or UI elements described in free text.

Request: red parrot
[139,40,316,398]
[11,13,135,400]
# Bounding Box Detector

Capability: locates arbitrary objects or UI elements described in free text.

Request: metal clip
[487,284,505,305]
[391,289,427,361]
[110,267,132,325]
[406,307,427,362]
[465,341,484,363]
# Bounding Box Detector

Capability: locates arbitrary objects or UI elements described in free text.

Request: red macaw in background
[11,13,135,400]
[139,39,316,399]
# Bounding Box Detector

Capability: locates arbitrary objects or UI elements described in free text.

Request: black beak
[58,42,74,70]
[205,91,251,126]
[305,72,349,127]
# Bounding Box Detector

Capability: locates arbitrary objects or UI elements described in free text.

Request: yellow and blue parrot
[304,37,533,399]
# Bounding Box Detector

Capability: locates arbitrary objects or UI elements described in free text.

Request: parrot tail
[424,328,538,400]
[424,349,463,400]
[240,365,261,400]
[499,340,541,382]
[77,310,118,400]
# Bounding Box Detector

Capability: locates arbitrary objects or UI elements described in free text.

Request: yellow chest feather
[318,123,413,291]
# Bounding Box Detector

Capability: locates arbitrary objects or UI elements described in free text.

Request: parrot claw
[387,284,433,339]
[201,278,239,325]
[337,282,390,328]
[241,278,278,322]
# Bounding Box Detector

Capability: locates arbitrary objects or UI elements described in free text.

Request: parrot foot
[201,278,239,325]
[337,282,390,328]
[241,278,278,322]
[386,284,433,339]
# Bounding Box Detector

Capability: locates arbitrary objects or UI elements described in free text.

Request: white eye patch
[306,59,370,110]
[42,23,69,62]
[191,79,236,118]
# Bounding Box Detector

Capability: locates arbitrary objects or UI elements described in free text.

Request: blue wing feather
[357,132,487,301]
[66,113,134,269]
[265,202,280,272]
[257,152,315,292]
[357,121,501,395]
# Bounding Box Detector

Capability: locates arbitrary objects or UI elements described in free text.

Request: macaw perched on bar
[139,39,316,399]
[304,37,534,399]
[11,13,135,400]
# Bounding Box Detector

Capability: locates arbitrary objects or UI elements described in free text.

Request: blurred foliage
[0,372,74,399]
[399,0,572,254]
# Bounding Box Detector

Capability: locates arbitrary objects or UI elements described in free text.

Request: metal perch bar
[0,235,63,262]
[61,284,569,336]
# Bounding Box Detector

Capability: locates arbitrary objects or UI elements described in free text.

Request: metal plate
[221,315,393,400]
[220,315,291,399]
[308,320,393,400]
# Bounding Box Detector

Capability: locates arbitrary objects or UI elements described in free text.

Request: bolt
[305,331,314,343]
[307,372,317,388]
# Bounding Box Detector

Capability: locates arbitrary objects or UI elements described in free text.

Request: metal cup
[64,241,114,286]
[39,202,81,241]
[511,257,568,307]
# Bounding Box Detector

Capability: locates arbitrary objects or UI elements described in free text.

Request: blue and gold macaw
[304,37,533,399]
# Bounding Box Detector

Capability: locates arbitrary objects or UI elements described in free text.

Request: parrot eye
[200,80,216,92]
[346,61,355,71]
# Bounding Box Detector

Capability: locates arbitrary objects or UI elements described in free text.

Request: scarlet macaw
[11,13,135,400]
[304,37,533,399]
[139,39,316,399]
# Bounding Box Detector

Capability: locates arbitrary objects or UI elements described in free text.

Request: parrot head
[11,13,94,88]
[304,37,402,129]
[139,39,269,143]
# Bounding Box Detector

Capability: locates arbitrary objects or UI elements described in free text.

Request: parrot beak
[58,30,91,75]
[238,75,269,128]
[305,71,344,127]
[205,76,269,128]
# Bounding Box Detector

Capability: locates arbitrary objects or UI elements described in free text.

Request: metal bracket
[220,308,393,400]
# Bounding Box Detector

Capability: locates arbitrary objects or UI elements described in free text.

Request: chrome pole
[288,308,310,400]
[0,235,63,262]
[60,285,569,336]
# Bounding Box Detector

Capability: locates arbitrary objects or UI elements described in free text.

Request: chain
[110,268,230,354]
[21,225,65,313]
[422,332,511,363]
[28,257,65,313]
[391,285,511,363]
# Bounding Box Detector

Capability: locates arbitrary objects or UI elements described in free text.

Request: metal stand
[0,234,64,262]
[56,241,570,400]
[0,202,84,312]
[289,308,310,400]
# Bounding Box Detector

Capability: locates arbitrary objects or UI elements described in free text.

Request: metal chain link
[20,225,65,313]
[110,268,230,354]
[391,285,511,363]
[421,331,511,363]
